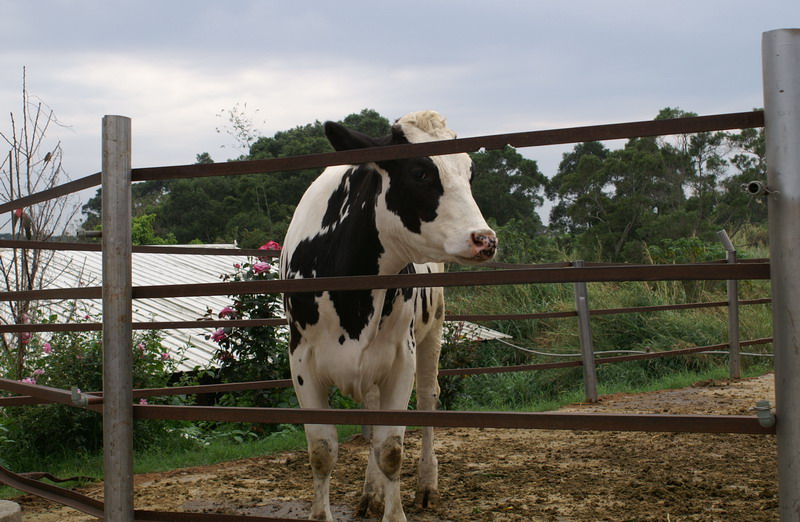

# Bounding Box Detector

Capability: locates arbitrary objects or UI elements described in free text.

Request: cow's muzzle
[470,231,498,261]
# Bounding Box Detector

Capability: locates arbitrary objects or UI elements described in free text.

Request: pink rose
[253,261,271,274]
[160,352,171,361]
[219,306,236,319]
[42,342,52,354]
[211,329,226,342]
[258,241,282,261]
[20,377,36,385]
[20,332,32,344]
[33,369,44,376]
[139,398,148,405]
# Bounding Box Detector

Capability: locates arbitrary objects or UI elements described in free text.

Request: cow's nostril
[471,232,498,259]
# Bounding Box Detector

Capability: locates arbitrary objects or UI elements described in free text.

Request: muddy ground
[15,374,777,521]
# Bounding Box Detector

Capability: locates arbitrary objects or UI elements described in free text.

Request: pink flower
[20,332,32,344]
[33,369,44,376]
[84,314,90,320]
[211,329,226,342]
[20,377,36,385]
[219,306,236,319]
[160,352,171,361]
[139,398,148,405]
[42,342,52,354]
[252,261,271,274]
[137,343,145,352]
[258,241,282,261]
[234,263,241,269]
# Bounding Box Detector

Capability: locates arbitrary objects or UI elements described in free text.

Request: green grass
[453,361,773,412]
[0,424,361,500]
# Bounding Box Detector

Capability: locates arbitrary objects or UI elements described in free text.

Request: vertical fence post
[717,230,740,379]
[573,260,598,402]
[102,115,133,522]
[763,28,800,520]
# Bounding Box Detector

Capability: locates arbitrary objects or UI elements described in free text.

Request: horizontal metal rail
[0,340,773,406]
[131,403,774,434]
[0,111,764,214]
[0,239,281,258]
[0,296,772,333]
[0,263,771,303]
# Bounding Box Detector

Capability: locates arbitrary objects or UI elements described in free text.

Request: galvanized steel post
[717,230,740,379]
[573,260,598,402]
[101,115,134,521]
[763,28,800,520]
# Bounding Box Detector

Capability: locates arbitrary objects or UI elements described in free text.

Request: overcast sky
[0,1,796,230]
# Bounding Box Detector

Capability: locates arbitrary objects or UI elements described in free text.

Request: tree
[470,145,548,233]
[0,69,79,379]
[715,123,767,234]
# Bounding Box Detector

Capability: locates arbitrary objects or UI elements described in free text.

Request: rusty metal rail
[0,339,774,407]
[0,366,776,438]
[0,262,771,303]
[0,111,764,215]
[0,297,772,334]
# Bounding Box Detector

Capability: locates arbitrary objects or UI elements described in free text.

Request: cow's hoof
[414,486,440,509]
[357,492,384,519]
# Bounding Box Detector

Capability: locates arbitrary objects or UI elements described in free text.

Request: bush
[203,243,295,430]
[2,314,187,469]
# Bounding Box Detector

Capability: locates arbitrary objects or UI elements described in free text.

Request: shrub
[204,243,295,420]
[2,314,187,469]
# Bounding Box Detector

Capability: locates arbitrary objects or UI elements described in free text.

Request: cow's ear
[324,121,384,151]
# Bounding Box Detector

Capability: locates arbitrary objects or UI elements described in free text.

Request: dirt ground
[14,373,777,521]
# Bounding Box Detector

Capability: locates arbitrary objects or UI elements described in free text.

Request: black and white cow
[280,111,497,521]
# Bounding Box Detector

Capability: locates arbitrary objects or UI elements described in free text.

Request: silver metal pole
[573,260,598,402]
[101,115,133,521]
[763,28,800,520]
[716,230,740,379]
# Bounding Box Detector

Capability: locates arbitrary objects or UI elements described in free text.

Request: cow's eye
[411,168,427,182]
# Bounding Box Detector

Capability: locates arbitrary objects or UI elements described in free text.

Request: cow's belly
[292,293,416,404]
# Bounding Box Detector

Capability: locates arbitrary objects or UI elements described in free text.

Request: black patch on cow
[382,264,417,319]
[288,318,305,355]
[297,375,304,386]
[285,165,385,347]
[382,157,444,234]
[420,287,430,324]
[338,335,345,345]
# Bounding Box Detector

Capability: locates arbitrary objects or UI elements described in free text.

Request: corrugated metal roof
[1,246,510,372]
[1,246,244,371]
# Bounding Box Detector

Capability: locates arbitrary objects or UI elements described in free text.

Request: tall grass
[443,229,774,411]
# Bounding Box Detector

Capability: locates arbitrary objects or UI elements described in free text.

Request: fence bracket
[70,386,89,408]
[753,400,776,428]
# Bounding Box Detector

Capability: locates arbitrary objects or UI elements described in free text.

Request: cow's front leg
[292,357,338,521]
[358,386,385,517]
[305,423,338,521]
[360,360,415,522]
[414,316,443,508]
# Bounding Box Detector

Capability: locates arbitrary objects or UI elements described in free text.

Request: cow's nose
[471,231,497,259]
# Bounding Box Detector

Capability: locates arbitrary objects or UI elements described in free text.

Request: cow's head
[324,111,497,268]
